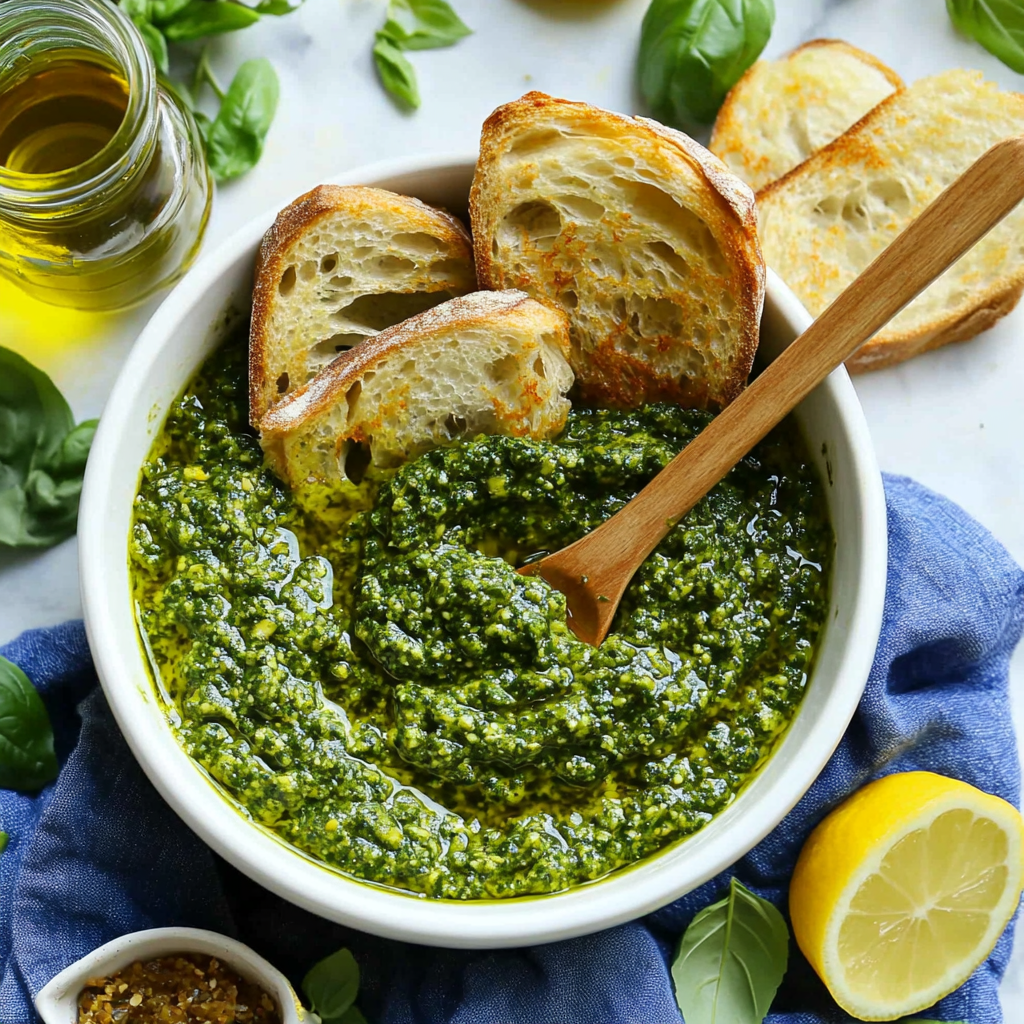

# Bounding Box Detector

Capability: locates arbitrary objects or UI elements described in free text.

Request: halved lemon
[789,771,1024,1020]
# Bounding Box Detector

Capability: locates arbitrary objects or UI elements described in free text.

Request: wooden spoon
[522,135,1024,646]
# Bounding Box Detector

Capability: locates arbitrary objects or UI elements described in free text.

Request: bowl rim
[79,151,888,949]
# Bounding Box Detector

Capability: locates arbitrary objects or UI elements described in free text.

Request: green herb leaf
[373,33,420,108]
[120,0,151,20]
[336,1007,368,1024]
[162,0,261,42]
[383,0,471,50]
[639,0,775,126]
[137,20,170,74]
[149,0,193,23]
[671,876,789,1024]
[302,948,360,1023]
[947,0,1024,73]
[254,0,304,14]
[0,347,95,549]
[204,58,279,181]
[0,833,8,854]
[0,656,58,793]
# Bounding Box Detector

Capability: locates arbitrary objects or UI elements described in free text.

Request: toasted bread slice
[710,40,902,191]
[259,290,574,486]
[758,70,1024,373]
[470,92,764,411]
[249,184,476,425]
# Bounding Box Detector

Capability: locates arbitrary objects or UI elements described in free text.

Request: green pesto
[130,340,832,900]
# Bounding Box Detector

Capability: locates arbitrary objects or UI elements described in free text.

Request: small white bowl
[79,154,888,949]
[34,927,311,1024]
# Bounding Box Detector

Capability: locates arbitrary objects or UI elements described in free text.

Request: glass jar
[0,0,211,311]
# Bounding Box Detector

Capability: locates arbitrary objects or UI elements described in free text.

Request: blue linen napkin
[2,473,1023,1024]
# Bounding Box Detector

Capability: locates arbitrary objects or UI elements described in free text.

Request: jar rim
[0,0,156,213]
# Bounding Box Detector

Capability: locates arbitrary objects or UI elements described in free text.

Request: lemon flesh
[790,771,1024,1021]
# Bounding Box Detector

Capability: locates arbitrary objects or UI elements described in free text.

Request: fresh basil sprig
[302,948,368,1024]
[947,0,1024,74]
[119,0,297,178]
[639,0,775,126]
[373,0,471,109]
[0,347,97,550]
[373,35,421,110]
[193,55,280,182]
[0,656,58,793]
[671,876,789,1024]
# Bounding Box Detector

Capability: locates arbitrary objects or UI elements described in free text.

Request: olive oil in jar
[0,54,129,175]
[0,0,211,311]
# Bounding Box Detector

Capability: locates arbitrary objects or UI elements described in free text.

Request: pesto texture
[131,342,831,899]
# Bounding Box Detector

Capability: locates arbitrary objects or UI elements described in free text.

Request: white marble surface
[2,0,1024,1016]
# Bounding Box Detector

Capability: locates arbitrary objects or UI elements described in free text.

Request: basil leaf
[639,0,775,126]
[0,347,95,549]
[137,21,170,74]
[254,0,304,13]
[0,833,7,854]
[947,0,1024,73]
[383,0,471,50]
[162,0,261,42]
[336,1007,368,1024]
[205,58,279,181]
[671,876,789,1024]
[302,948,360,1022]
[149,0,193,22]
[0,656,58,793]
[120,0,151,20]
[373,32,420,108]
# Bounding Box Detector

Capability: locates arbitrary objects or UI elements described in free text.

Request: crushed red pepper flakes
[76,953,282,1024]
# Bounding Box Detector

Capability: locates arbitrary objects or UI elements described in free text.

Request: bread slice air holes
[758,69,1024,371]
[471,92,764,411]
[258,290,574,487]
[252,92,772,490]
[249,184,476,425]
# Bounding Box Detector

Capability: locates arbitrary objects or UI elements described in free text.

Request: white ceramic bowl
[34,927,310,1024]
[80,154,887,949]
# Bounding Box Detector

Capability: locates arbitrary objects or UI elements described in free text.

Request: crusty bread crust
[789,38,904,87]
[470,92,764,411]
[260,290,574,485]
[710,39,903,192]
[249,184,474,426]
[757,70,1024,373]
[847,281,1024,373]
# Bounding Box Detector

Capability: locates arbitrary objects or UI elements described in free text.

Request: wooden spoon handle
[589,134,1024,573]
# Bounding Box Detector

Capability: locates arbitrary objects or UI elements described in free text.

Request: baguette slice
[259,290,574,487]
[758,70,1024,373]
[470,92,764,411]
[249,184,476,424]
[710,40,903,191]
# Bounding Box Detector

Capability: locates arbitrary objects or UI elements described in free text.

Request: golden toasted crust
[790,38,904,87]
[710,40,902,192]
[249,184,473,425]
[757,70,1024,372]
[470,92,764,411]
[259,289,568,439]
[847,282,1024,373]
